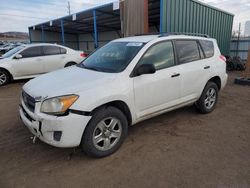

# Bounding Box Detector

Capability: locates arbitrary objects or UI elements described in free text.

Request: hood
[23,66,117,99]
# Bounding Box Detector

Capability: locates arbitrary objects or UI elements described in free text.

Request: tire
[81,106,128,158]
[65,62,76,67]
[195,82,218,114]
[235,77,250,86]
[0,69,10,86]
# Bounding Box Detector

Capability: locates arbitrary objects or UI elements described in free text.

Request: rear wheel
[0,69,10,86]
[81,106,128,158]
[195,82,218,114]
[65,62,77,67]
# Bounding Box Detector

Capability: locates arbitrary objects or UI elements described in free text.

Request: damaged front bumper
[19,100,91,148]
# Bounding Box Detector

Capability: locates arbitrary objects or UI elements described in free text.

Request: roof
[29,2,121,35]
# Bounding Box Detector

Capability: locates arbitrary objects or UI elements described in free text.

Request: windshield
[2,45,25,58]
[78,42,145,73]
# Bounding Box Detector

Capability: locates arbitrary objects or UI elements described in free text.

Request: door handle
[37,58,42,61]
[171,73,180,78]
[204,66,210,69]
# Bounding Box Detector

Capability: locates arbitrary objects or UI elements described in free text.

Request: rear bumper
[221,73,228,90]
[19,101,91,148]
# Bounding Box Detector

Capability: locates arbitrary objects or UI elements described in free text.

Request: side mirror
[135,64,156,76]
[14,54,22,59]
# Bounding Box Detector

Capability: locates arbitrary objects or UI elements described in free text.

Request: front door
[13,46,45,77]
[133,41,181,118]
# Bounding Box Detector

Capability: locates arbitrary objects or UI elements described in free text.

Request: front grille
[20,105,34,122]
[22,90,36,112]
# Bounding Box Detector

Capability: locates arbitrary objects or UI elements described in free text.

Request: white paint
[20,35,228,148]
[113,1,119,10]
[72,14,76,21]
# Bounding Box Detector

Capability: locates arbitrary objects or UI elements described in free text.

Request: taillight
[80,52,88,58]
[220,55,226,62]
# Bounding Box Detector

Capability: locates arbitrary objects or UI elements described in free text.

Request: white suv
[20,34,228,158]
[0,43,86,86]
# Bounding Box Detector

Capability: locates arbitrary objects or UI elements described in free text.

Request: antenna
[236,23,241,57]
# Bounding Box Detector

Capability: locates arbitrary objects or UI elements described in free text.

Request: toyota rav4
[20,34,228,158]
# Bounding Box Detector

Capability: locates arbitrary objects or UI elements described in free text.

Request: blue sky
[0,0,250,34]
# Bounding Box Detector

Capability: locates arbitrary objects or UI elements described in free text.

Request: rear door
[133,41,181,118]
[174,40,209,102]
[13,46,45,77]
[42,46,67,72]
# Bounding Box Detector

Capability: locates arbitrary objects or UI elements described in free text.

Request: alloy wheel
[204,88,217,109]
[92,117,122,151]
[0,72,7,85]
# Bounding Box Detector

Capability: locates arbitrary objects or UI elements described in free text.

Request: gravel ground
[0,72,249,188]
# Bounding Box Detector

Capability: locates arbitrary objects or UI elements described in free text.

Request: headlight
[41,95,79,115]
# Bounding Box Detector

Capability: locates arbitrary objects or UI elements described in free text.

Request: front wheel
[81,107,128,158]
[0,69,10,86]
[195,82,218,114]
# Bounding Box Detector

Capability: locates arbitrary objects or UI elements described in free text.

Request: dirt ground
[0,72,249,188]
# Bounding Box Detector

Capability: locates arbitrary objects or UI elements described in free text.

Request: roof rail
[159,32,210,38]
[134,32,210,38]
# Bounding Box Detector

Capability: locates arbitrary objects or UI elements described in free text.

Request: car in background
[0,43,87,86]
[0,43,20,54]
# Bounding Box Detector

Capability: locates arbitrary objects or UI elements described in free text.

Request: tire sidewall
[0,69,10,86]
[81,107,128,158]
[198,82,218,113]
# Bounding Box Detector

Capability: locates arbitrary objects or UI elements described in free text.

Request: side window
[139,41,175,70]
[43,46,61,56]
[199,40,214,58]
[175,40,200,64]
[20,47,43,58]
[60,47,67,54]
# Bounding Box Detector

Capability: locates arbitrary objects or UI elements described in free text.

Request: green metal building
[160,0,234,55]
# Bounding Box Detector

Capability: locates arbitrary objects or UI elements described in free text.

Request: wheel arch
[208,76,221,90]
[64,61,77,67]
[0,67,13,80]
[91,100,132,126]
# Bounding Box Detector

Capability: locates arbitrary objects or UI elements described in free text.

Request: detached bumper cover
[19,100,91,148]
[221,73,228,90]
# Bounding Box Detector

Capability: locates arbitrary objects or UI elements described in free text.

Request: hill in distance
[0,32,29,40]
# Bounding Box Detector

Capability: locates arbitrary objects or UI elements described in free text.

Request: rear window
[60,47,67,54]
[175,40,200,64]
[199,40,214,58]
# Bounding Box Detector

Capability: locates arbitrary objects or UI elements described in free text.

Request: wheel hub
[103,128,111,137]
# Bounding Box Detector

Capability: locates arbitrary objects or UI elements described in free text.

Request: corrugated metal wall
[230,39,250,60]
[161,0,234,55]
